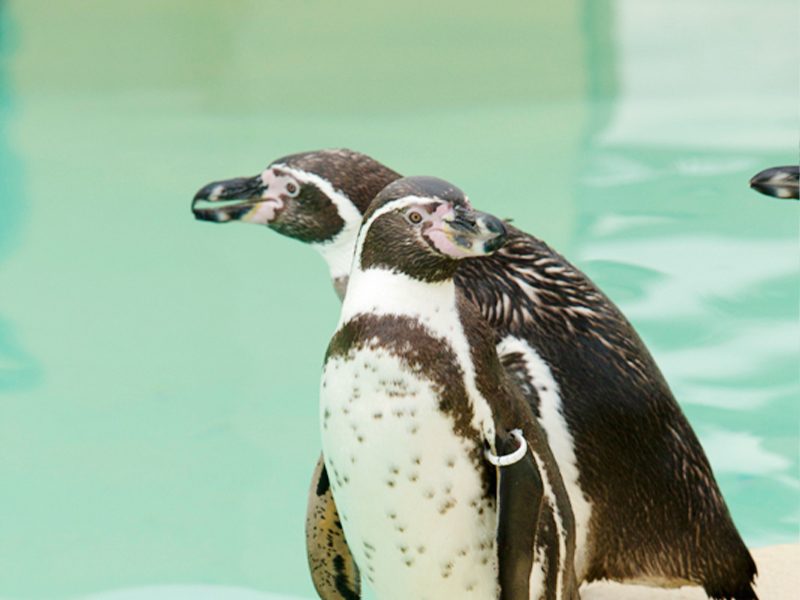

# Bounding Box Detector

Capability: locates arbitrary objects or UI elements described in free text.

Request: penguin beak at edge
[431,206,508,258]
[749,165,800,200]
[192,175,272,223]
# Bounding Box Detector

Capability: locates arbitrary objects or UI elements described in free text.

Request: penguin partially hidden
[320,176,579,600]
[193,149,758,600]
[749,165,799,200]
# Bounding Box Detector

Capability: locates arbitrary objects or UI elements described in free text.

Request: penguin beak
[749,166,799,200]
[192,175,268,223]
[429,206,507,258]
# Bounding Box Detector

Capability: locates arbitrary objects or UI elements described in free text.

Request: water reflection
[702,430,791,475]
[576,0,800,546]
[0,0,39,392]
[579,237,797,322]
[0,0,23,262]
[80,586,304,600]
[0,320,38,391]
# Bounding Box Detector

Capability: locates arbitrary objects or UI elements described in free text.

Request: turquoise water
[0,1,797,598]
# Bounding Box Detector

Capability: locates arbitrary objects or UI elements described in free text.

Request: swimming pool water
[0,1,797,598]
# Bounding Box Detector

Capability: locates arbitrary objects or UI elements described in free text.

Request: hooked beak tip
[193,181,223,203]
[192,206,229,223]
[477,214,507,253]
[749,166,800,200]
[191,175,267,223]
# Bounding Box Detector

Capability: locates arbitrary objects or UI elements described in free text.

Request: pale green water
[0,1,797,598]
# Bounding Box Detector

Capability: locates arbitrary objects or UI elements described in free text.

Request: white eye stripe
[365,196,440,228]
[274,164,363,223]
[259,167,302,198]
[273,164,365,280]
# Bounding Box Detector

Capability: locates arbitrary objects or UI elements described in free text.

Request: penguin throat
[339,266,498,452]
[332,275,349,301]
[276,164,363,284]
[312,225,360,284]
[340,267,458,329]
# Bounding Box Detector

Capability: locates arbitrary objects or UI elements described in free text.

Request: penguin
[195,151,401,600]
[193,149,758,599]
[320,175,578,600]
[749,165,799,200]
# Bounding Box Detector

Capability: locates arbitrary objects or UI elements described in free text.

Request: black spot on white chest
[320,348,499,598]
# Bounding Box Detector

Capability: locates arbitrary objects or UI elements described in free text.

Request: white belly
[321,347,499,600]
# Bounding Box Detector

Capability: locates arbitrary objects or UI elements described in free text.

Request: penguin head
[356,176,508,282]
[193,149,401,284]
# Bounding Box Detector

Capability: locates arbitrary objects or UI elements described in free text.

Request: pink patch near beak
[425,229,476,258]
[424,204,476,258]
[242,198,285,224]
[239,167,300,224]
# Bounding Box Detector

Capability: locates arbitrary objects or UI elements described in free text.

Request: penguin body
[322,306,500,599]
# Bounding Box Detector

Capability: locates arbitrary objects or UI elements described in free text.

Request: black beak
[192,175,265,222]
[749,166,799,200]
[476,211,507,252]
[448,206,508,254]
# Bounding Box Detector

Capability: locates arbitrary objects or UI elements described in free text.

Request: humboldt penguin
[320,175,578,600]
[195,150,399,600]
[193,149,758,599]
[749,165,799,199]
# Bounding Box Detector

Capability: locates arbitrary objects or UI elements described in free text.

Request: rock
[581,544,799,600]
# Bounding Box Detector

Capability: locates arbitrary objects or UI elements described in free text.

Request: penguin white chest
[320,347,498,600]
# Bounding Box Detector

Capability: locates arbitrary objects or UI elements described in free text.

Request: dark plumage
[457,229,757,598]
[276,149,402,213]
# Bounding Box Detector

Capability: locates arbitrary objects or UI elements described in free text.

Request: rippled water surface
[0,1,797,598]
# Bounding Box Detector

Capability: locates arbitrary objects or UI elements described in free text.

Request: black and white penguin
[195,150,403,599]
[320,176,578,600]
[749,165,799,199]
[193,149,758,600]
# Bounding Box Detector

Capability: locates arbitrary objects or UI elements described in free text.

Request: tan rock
[581,544,799,600]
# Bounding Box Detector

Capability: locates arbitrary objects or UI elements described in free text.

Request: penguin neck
[340,265,458,328]
[340,264,497,447]
[276,164,364,294]
[311,223,359,296]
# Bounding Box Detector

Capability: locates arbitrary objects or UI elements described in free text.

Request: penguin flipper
[305,454,361,600]
[495,430,545,600]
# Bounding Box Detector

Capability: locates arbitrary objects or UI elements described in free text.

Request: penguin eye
[286,181,300,197]
[406,210,424,224]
